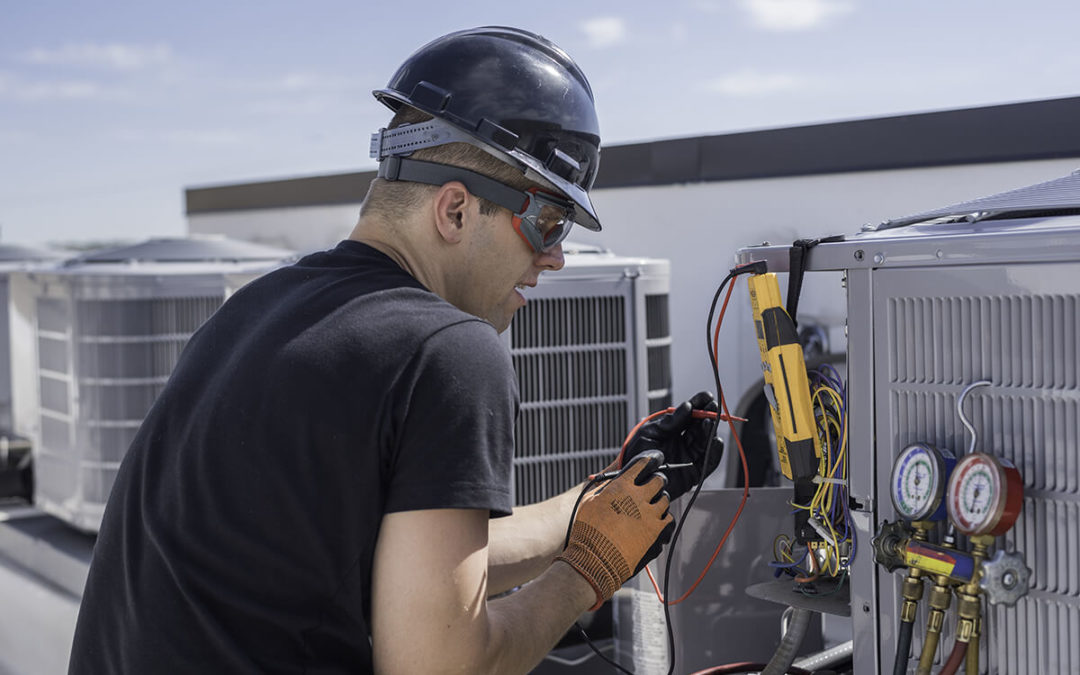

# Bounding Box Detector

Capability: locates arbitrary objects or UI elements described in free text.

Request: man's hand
[622,391,723,500]
[555,451,675,610]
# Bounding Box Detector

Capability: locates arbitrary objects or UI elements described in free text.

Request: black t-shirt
[69,240,517,674]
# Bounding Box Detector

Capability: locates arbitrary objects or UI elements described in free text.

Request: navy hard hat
[374,26,602,231]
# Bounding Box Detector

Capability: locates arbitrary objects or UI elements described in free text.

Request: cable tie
[812,476,847,485]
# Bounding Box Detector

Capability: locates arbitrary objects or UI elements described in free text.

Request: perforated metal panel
[736,197,1080,674]
[506,250,670,505]
[875,264,1080,674]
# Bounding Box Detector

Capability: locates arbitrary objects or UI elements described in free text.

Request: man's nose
[538,243,565,271]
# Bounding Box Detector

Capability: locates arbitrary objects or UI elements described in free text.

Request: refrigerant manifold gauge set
[873,383,1031,675]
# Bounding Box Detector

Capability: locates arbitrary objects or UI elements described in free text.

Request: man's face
[459,203,566,333]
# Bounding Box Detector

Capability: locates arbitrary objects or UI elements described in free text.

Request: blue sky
[2,0,1079,246]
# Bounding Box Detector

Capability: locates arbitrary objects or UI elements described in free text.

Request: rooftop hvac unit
[736,170,1080,674]
[9,237,294,532]
[0,245,66,434]
[507,244,671,506]
[0,245,65,499]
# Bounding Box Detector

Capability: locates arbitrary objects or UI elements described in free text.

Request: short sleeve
[384,319,517,517]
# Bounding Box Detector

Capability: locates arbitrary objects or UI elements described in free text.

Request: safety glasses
[511,187,575,253]
[376,156,578,253]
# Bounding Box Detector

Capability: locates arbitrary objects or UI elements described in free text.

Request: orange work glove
[556,451,675,610]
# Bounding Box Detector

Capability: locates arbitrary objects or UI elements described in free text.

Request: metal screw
[1002,571,1017,589]
[873,253,885,265]
[936,249,944,259]
[854,250,864,261]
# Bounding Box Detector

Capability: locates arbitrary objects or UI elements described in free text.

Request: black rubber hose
[762,607,812,675]
[892,619,914,675]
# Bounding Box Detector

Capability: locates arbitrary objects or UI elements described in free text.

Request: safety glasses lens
[537,204,572,249]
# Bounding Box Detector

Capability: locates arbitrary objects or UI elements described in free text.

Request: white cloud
[706,69,806,96]
[690,0,727,11]
[580,17,628,49]
[740,0,853,31]
[668,21,690,42]
[163,130,243,145]
[262,71,357,92]
[0,130,29,145]
[20,43,173,70]
[0,71,129,102]
[112,129,244,145]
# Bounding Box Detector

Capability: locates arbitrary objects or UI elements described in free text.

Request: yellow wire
[807,380,850,577]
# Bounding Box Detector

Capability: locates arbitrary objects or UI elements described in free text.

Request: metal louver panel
[888,295,1079,388]
[875,264,1080,674]
[511,296,626,348]
[511,294,630,505]
[646,294,673,412]
[508,256,671,506]
[75,297,223,467]
[16,238,291,532]
[35,296,225,515]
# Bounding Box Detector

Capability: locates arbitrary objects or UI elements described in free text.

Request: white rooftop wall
[573,158,1080,406]
[186,157,1080,424]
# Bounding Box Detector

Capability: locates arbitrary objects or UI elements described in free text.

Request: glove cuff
[555,521,631,611]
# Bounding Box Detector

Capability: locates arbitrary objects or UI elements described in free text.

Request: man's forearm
[372,509,599,675]
[481,561,597,674]
[488,483,585,594]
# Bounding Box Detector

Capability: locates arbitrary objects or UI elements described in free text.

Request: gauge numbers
[947,453,1023,536]
[891,443,952,521]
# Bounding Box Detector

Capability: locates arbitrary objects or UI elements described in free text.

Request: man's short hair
[361,106,537,220]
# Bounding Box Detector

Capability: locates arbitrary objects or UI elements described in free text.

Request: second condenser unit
[505,244,672,506]
[9,237,294,532]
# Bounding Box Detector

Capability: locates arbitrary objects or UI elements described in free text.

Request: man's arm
[486,484,584,595]
[371,508,595,675]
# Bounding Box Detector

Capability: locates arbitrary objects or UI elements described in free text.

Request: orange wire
[794,546,820,583]
[642,278,753,606]
[615,408,741,469]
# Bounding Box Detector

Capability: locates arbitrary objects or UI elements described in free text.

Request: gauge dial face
[948,454,1007,535]
[891,444,945,520]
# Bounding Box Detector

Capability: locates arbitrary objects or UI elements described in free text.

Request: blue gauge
[891,443,956,522]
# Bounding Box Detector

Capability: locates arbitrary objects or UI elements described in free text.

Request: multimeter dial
[947,453,1024,536]
[891,443,955,521]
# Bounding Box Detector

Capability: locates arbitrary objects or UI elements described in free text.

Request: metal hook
[957,380,992,455]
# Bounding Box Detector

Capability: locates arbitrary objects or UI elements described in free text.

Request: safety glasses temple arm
[376,156,528,213]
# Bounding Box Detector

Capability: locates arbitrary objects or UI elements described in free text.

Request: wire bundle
[770,364,855,584]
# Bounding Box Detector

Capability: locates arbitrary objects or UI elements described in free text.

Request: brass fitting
[899,522,929,623]
[955,616,975,642]
[952,534,993,674]
[956,593,980,622]
[916,535,960,675]
[967,617,981,675]
[900,567,925,623]
[927,578,954,613]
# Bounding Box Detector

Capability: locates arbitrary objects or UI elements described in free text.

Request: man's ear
[432,182,470,244]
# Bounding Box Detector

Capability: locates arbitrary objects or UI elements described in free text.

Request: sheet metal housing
[737,175,1080,673]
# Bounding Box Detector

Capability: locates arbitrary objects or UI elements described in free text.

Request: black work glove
[623,391,723,500]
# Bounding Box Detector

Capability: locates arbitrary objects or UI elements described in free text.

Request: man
[69,27,721,674]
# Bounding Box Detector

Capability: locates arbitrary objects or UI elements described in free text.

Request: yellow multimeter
[747,272,821,481]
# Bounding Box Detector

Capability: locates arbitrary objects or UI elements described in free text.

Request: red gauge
[947,453,1024,536]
